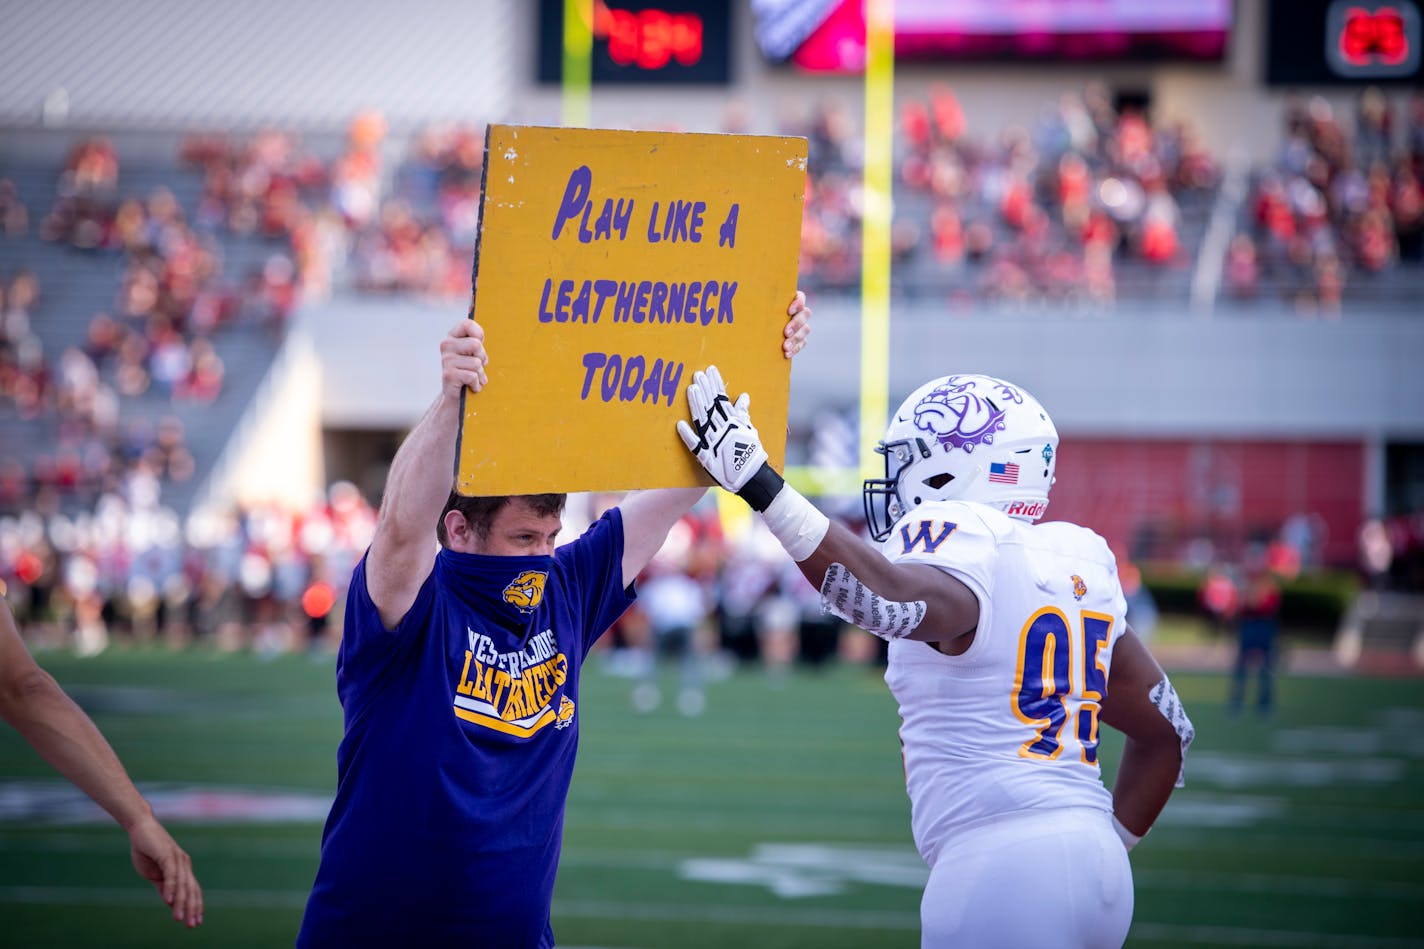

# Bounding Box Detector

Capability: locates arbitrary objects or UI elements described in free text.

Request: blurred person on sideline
[678,367,1192,948]
[1228,565,1283,717]
[0,587,203,927]
[1120,561,1159,645]
[1198,562,1240,640]
[296,294,810,948]
[1359,516,1394,591]
[630,555,710,716]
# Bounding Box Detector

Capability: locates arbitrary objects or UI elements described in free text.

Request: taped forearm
[1150,676,1195,788]
[1112,675,1195,846]
[819,562,927,641]
[759,482,829,561]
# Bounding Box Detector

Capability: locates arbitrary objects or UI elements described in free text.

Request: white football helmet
[863,373,1059,541]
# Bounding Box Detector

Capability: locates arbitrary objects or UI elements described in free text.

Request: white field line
[1135,869,1422,901]
[2,841,1418,904]
[2,886,1422,949]
[1129,922,1424,948]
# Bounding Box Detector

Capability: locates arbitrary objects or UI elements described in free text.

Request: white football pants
[920,807,1133,949]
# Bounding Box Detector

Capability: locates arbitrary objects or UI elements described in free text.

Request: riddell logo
[1006,500,1046,518]
[731,440,754,471]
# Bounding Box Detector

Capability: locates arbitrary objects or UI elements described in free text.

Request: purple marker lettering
[613,281,635,322]
[641,358,664,403]
[592,279,617,322]
[592,200,614,241]
[700,280,718,326]
[555,279,574,321]
[579,352,607,399]
[718,204,739,248]
[570,281,592,323]
[613,198,633,239]
[648,282,668,323]
[600,354,623,402]
[551,166,592,240]
[537,279,555,322]
[632,280,651,323]
[577,201,595,243]
[685,281,701,320]
[689,201,705,242]
[661,361,684,407]
[669,200,691,242]
[620,355,646,401]
[716,281,736,322]
[667,282,687,323]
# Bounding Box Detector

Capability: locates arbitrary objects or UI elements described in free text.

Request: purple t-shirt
[297,509,634,948]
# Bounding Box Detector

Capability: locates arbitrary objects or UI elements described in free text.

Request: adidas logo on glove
[731,440,754,472]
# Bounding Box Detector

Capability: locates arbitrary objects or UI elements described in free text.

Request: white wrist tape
[760,485,830,562]
[1149,676,1195,788]
[819,562,927,641]
[1112,814,1142,852]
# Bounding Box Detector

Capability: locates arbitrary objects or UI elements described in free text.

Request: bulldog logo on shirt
[555,695,576,729]
[502,570,548,613]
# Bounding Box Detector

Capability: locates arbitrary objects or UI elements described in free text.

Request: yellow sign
[457,125,807,496]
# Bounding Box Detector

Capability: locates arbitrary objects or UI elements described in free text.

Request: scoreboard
[536,0,731,85]
[1266,0,1423,84]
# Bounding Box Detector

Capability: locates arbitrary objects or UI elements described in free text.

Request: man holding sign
[298,124,809,948]
[296,302,808,947]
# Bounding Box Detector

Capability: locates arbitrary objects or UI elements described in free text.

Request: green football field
[1,643,1421,949]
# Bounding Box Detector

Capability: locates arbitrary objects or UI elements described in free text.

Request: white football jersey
[882,499,1127,867]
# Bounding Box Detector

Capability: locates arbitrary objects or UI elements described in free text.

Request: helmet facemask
[863,436,931,542]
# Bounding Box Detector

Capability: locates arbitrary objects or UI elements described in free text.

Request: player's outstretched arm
[619,292,811,588]
[0,598,203,927]
[1099,626,1194,848]
[677,364,979,644]
[367,318,489,629]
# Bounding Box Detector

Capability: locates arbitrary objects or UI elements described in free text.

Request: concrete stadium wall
[302,296,1424,440]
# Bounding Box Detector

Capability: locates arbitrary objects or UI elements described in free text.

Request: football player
[679,367,1192,949]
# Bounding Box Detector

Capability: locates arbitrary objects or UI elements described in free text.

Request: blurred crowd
[1229,89,1424,313]
[0,483,877,675]
[610,502,864,713]
[4,87,1424,663]
[1,480,376,657]
[182,113,480,301]
[792,84,1219,306]
[0,130,314,520]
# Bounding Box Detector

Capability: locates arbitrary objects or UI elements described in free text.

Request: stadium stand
[1,0,1421,661]
[0,131,288,518]
[1230,90,1424,312]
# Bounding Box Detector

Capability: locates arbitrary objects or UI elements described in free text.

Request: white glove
[676,365,768,495]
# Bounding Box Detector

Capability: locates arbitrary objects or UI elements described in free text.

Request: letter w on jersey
[900,520,958,555]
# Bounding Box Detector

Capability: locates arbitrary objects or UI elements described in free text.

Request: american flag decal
[988,461,1020,484]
